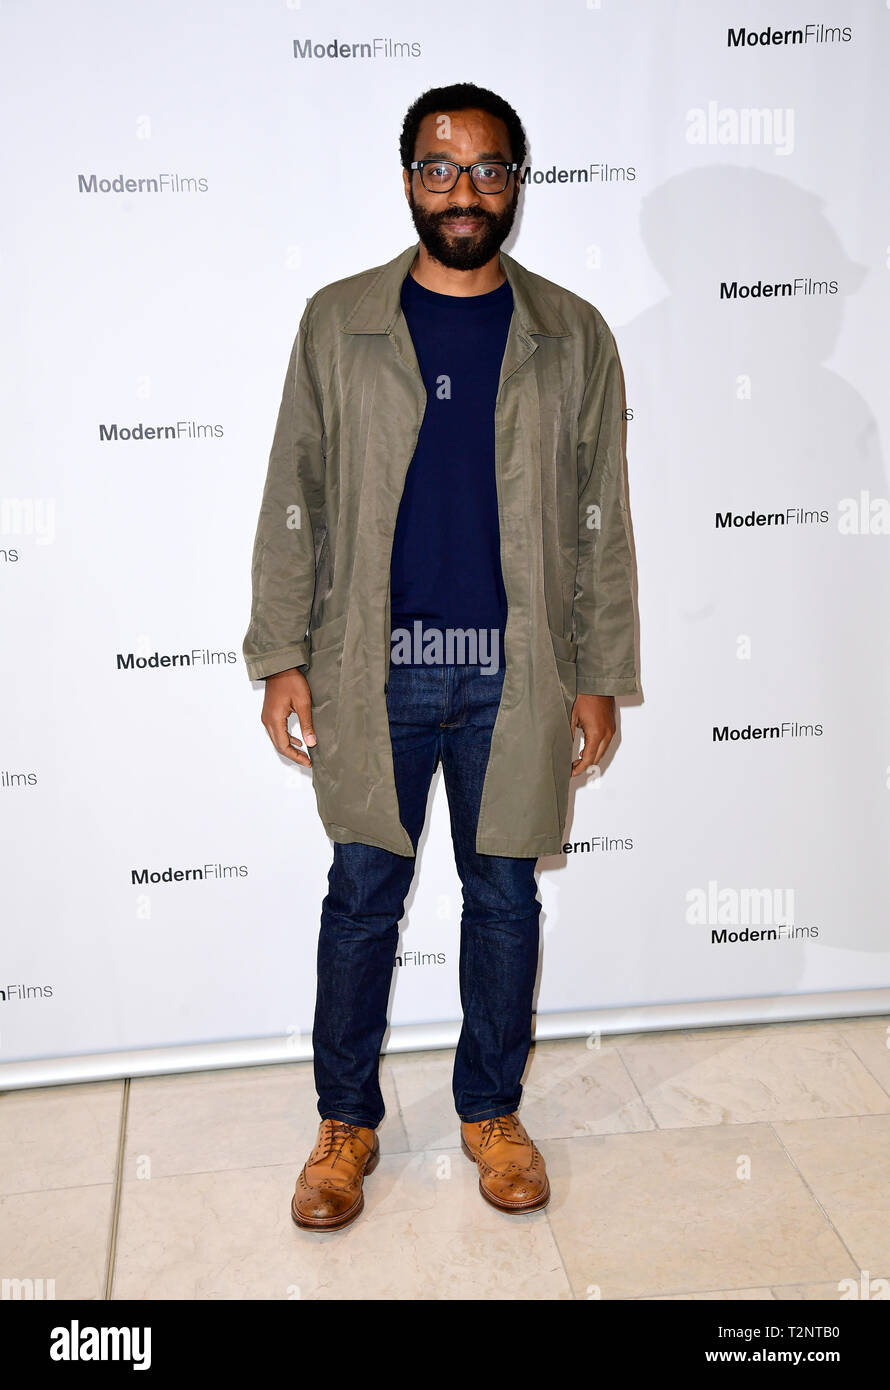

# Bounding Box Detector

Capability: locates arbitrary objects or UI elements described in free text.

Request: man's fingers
[285,735,312,768]
[593,732,611,766]
[292,697,316,748]
[570,725,613,777]
[262,710,312,767]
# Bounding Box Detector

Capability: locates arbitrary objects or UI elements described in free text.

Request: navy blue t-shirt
[389,270,513,665]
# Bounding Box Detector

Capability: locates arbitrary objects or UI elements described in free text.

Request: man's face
[403,108,519,271]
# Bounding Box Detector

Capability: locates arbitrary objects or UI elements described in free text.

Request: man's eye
[474,166,499,180]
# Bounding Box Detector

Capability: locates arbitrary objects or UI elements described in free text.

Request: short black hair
[399,82,527,170]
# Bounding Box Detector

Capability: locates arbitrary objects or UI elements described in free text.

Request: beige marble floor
[2,1014,889,1300]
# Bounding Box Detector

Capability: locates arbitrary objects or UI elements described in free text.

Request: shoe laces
[478,1115,519,1149]
[317,1119,365,1164]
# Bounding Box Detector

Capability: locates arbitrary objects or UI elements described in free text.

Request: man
[243,83,638,1231]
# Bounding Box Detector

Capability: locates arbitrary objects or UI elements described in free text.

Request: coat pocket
[308,611,348,659]
[549,631,578,664]
[549,630,578,731]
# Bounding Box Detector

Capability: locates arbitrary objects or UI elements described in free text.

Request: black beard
[408,191,517,271]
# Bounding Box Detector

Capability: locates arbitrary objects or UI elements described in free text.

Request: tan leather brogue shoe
[460,1113,550,1213]
[291,1118,380,1231]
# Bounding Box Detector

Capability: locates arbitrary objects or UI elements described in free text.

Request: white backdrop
[2,0,889,1083]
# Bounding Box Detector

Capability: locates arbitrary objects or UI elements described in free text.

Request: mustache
[435,207,495,222]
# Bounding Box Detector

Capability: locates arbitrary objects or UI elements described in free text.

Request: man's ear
[402,167,412,203]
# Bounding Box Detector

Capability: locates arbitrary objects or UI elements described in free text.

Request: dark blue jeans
[312,660,541,1127]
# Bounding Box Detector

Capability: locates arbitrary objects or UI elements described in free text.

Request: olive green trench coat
[243,241,638,857]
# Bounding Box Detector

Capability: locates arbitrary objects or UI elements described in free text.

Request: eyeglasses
[409,160,518,194]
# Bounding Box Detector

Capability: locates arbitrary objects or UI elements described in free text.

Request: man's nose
[452,167,478,199]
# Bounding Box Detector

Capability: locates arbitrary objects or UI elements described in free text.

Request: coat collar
[341,241,572,338]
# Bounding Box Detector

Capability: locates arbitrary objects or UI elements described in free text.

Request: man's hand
[570,693,615,778]
[261,668,316,767]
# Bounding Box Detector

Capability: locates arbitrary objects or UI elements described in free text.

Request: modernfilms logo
[77,115,207,196]
[715,506,829,530]
[520,160,636,187]
[726,24,852,48]
[719,275,838,301]
[712,719,823,744]
[131,863,247,885]
[131,862,247,921]
[99,419,223,443]
[116,635,237,671]
[96,368,223,456]
[78,172,208,195]
[685,880,819,945]
[293,36,421,60]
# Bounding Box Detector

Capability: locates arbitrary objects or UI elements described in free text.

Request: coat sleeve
[573,316,639,696]
[242,298,327,681]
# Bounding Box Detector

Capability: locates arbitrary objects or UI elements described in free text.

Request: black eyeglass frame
[408,159,519,193]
